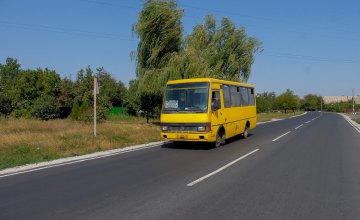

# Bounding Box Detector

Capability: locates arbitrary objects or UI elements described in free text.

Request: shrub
[31,95,60,120]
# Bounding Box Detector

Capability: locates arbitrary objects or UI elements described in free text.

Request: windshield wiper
[184,106,205,112]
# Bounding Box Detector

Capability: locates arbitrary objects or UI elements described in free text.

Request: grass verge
[1,111,304,170]
[0,117,161,170]
[257,111,305,123]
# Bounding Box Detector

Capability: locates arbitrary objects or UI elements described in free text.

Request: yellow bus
[160,78,256,147]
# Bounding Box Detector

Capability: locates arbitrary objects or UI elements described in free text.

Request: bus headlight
[162,126,168,131]
[198,125,211,132]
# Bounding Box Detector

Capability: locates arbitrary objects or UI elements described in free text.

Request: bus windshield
[163,82,209,113]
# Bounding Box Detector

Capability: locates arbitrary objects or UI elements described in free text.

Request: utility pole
[320,97,323,112]
[353,88,355,115]
[94,77,97,137]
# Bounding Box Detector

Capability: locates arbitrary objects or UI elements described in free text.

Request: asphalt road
[1,112,360,220]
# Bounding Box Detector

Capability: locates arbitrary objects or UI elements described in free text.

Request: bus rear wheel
[243,125,249,139]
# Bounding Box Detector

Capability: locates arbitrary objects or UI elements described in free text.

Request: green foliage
[70,101,80,120]
[31,95,60,120]
[139,92,162,123]
[256,92,277,113]
[78,101,91,122]
[323,101,359,113]
[134,0,183,72]
[124,79,140,115]
[301,94,322,111]
[131,1,262,121]
[9,68,61,118]
[276,89,300,113]
[0,58,21,116]
[59,77,75,108]
[184,15,262,82]
[0,58,127,120]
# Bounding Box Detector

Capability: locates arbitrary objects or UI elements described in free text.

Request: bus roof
[166,78,254,88]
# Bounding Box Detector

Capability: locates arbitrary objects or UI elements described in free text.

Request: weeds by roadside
[1,111,305,170]
[0,118,161,170]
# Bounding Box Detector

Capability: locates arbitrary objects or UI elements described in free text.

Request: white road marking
[295,124,304,130]
[272,131,291,142]
[305,121,311,123]
[187,149,259,187]
[311,118,317,121]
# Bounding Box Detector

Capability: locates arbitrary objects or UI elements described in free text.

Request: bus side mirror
[212,101,220,112]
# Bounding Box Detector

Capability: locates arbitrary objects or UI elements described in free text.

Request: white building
[323,96,360,104]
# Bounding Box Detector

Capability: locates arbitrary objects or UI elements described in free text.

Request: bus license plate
[177,134,187,139]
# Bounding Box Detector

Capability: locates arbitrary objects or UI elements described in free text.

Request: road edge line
[0,141,168,177]
[257,112,307,125]
[340,113,360,134]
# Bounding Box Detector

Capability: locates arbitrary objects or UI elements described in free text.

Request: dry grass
[0,111,306,170]
[0,118,161,170]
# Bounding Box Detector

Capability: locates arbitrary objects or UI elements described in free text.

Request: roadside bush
[31,95,60,120]
[70,101,80,120]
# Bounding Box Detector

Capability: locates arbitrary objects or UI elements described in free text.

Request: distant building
[323,96,360,104]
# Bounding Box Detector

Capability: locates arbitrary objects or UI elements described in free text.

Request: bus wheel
[214,132,222,148]
[243,126,249,139]
[214,129,225,148]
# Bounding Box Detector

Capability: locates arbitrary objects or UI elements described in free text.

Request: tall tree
[183,15,262,82]
[133,0,183,121]
[301,94,322,111]
[0,58,21,116]
[256,92,277,113]
[276,89,300,113]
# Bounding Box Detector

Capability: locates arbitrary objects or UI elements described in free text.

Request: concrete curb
[0,141,169,177]
[340,113,360,134]
[256,112,308,125]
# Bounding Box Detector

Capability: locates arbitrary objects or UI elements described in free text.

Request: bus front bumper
[160,132,215,142]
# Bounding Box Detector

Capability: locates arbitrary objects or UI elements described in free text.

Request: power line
[0,21,135,41]
[78,0,360,42]
[179,3,360,35]
[261,52,360,64]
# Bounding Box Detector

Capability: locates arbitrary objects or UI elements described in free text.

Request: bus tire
[214,128,225,148]
[214,132,221,148]
[243,125,249,139]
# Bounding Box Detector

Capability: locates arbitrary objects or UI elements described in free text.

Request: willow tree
[133,0,183,92]
[133,0,183,121]
[184,15,262,82]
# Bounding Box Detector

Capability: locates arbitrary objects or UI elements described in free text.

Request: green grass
[353,118,360,124]
[257,111,304,123]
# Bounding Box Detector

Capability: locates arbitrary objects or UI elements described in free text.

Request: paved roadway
[1,112,360,220]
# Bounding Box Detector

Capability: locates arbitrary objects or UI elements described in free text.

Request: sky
[1,0,360,97]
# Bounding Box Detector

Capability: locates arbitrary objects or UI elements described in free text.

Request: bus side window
[212,91,221,111]
[248,88,255,106]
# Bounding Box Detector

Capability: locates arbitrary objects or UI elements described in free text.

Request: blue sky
[1,0,359,97]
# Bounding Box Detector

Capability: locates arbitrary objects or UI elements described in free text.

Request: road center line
[311,118,316,121]
[295,124,303,130]
[272,131,291,142]
[187,149,259,187]
[305,120,311,123]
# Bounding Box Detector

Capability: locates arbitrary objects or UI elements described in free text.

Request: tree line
[256,89,323,113]
[0,57,127,120]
